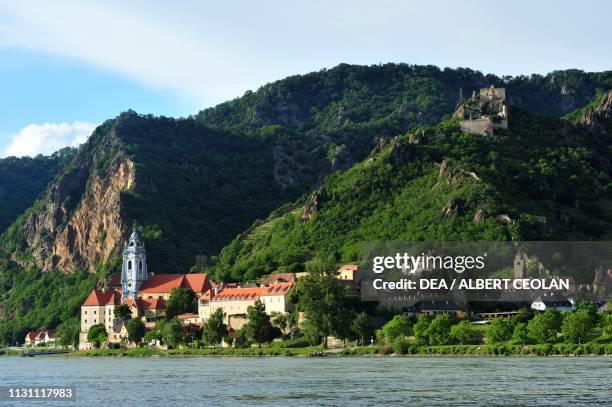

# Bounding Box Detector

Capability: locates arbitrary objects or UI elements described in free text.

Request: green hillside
[209,107,612,282]
[0,148,75,232]
[0,63,610,345]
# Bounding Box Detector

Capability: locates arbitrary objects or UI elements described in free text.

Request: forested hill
[197,64,612,130]
[208,99,612,283]
[0,148,75,232]
[0,63,610,344]
[6,64,610,277]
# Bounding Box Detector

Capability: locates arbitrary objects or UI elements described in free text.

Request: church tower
[513,250,527,280]
[121,228,148,300]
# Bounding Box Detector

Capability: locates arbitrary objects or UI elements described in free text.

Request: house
[24,329,57,347]
[338,263,359,280]
[177,313,201,325]
[530,294,575,312]
[79,229,211,349]
[199,283,293,331]
[403,300,465,317]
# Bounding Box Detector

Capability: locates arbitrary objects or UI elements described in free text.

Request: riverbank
[3,342,602,357]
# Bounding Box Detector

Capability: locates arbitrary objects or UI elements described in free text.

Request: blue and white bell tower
[121,228,148,300]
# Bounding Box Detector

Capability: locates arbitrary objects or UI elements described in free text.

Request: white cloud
[3,121,96,157]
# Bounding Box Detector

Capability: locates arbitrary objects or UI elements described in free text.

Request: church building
[79,229,211,349]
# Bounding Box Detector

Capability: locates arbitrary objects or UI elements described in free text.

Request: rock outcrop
[19,126,135,273]
[578,91,612,130]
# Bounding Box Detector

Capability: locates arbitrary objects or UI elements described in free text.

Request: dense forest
[0,63,610,344]
[0,148,75,232]
[208,106,612,282]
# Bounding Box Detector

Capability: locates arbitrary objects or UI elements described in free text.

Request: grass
[71,345,322,357]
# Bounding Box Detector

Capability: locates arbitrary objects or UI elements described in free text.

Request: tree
[512,322,529,345]
[270,312,289,334]
[352,312,374,345]
[413,314,430,345]
[202,308,227,347]
[450,320,473,344]
[114,304,132,322]
[126,318,146,344]
[561,310,593,344]
[426,315,452,345]
[602,313,612,336]
[56,318,80,348]
[527,309,561,343]
[244,300,273,347]
[182,324,203,346]
[511,308,533,324]
[487,317,513,343]
[576,301,599,327]
[166,287,197,319]
[288,274,353,347]
[161,317,183,348]
[86,324,108,349]
[381,314,411,343]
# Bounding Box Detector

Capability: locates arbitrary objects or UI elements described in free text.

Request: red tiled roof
[201,283,293,302]
[261,283,293,296]
[339,263,359,272]
[182,274,211,293]
[26,331,39,340]
[82,289,122,306]
[137,298,166,309]
[138,274,210,294]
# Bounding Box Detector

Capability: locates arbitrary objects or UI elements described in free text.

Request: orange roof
[201,283,293,302]
[182,274,211,293]
[124,298,166,310]
[261,283,293,295]
[82,289,122,306]
[137,298,166,310]
[339,263,359,272]
[138,274,210,294]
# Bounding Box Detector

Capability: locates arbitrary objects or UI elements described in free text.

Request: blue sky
[0,0,610,157]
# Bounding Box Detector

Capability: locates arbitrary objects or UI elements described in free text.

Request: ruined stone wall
[460,118,494,136]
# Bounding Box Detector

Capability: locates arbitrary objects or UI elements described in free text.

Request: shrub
[392,338,410,355]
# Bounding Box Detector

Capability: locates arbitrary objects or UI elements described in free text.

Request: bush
[392,338,410,355]
[487,318,513,343]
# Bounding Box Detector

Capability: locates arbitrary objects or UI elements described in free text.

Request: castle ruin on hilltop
[454,85,509,136]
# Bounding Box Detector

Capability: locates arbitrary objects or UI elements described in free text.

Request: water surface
[1,356,610,406]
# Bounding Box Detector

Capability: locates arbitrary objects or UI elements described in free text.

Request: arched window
[128,260,132,270]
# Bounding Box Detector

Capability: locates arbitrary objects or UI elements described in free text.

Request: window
[128,260,132,270]
[139,261,143,271]
[84,310,87,315]
[93,310,97,314]
[84,320,87,323]
[93,319,97,323]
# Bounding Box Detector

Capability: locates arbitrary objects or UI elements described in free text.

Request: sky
[0,0,610,157]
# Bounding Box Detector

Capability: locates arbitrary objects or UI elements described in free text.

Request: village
[21,228,611,353]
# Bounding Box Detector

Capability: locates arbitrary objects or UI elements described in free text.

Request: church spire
[121,225,148,300]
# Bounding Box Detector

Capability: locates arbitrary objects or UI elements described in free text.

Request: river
[1,356,610,406]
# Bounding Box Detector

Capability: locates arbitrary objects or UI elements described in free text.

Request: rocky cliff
[19,124,135,273]
[578,90,612,130]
